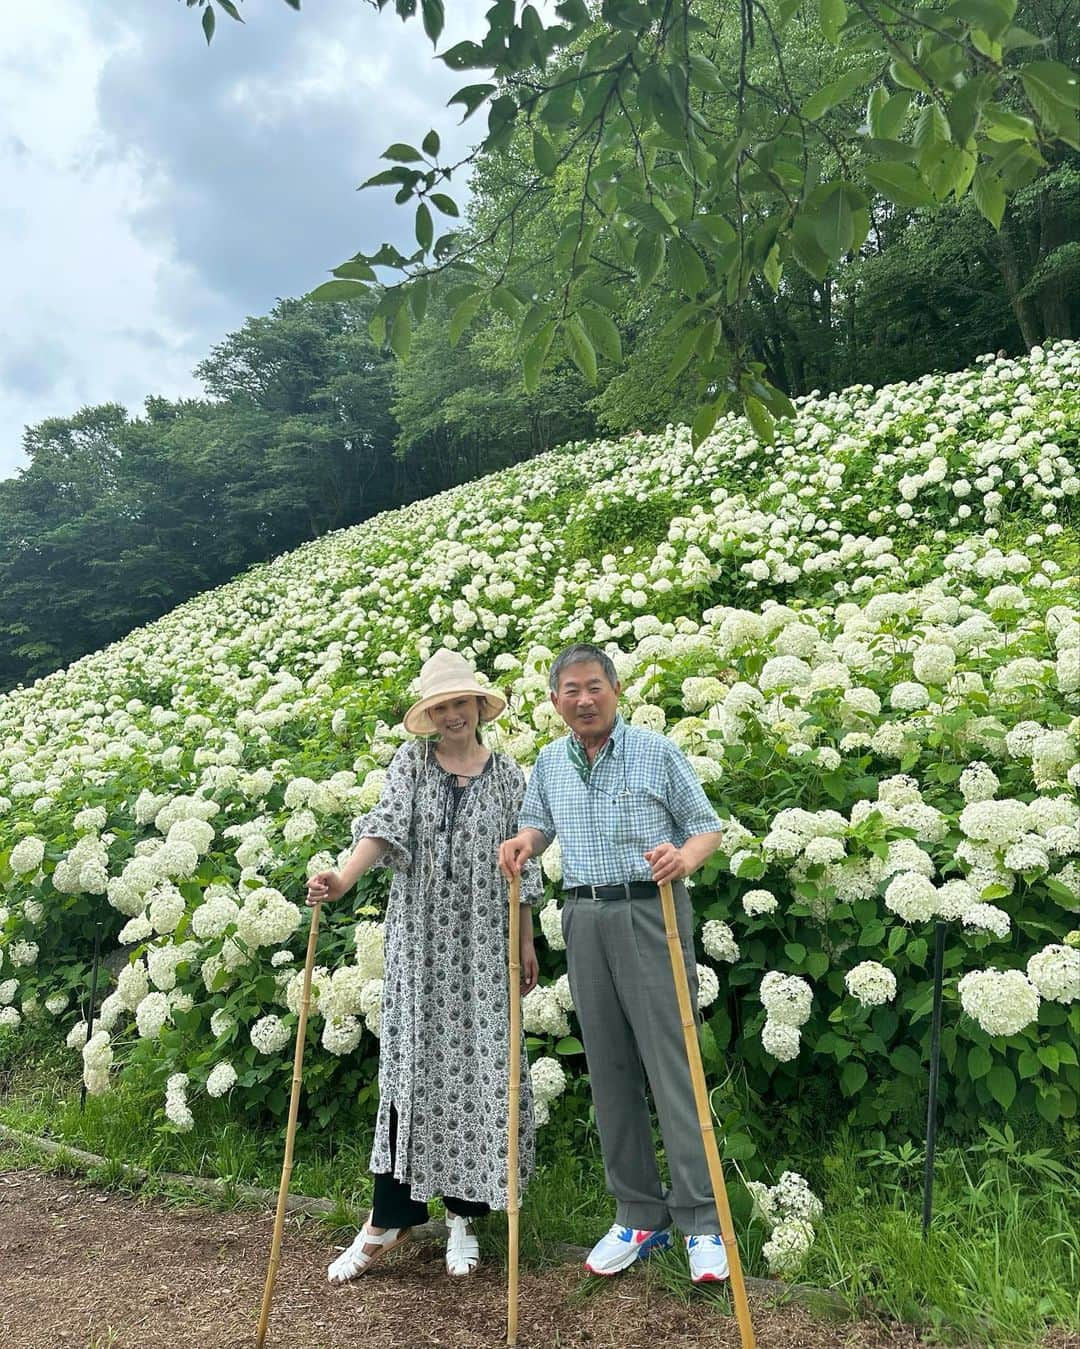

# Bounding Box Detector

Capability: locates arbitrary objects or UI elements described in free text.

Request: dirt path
[0,1167,1052,1349]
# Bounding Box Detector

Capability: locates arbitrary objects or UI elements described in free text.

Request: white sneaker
[584,1223,673,1276]
[686,1233,730,1283]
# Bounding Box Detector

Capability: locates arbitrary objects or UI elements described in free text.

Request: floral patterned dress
[352,739,542,1208]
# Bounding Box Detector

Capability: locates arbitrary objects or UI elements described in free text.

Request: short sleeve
[349,742,417,872]
[664,743,722,839]
[519,751,556,843]
[499,755,544,908]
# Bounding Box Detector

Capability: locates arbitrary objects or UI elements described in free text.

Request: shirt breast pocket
[603,790,665,848]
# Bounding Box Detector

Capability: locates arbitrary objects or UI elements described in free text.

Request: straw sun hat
[402,648,508,736]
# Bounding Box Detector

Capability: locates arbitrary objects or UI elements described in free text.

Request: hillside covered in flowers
[0,343,1077,1163]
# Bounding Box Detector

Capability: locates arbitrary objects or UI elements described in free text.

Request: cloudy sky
[0,0,485,478]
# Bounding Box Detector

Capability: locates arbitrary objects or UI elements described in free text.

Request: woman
[307,647,541,1281]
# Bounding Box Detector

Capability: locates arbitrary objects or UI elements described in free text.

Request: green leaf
[389,303,412,359]
[724,1132,758,1160]
[1021,61,1080,149]
[819,0,847,46]
[841,1060,868,1095]
[522,322,555,394]
[688,53,724,93]
[428,193,459,219]
[804,63,879,122]
[633,231,666,287]
[308,279,369,302]
[555,1036,584,1054]
[216,0,243,19]
[947,0,1016,39]
[806,951,830,979]
[669,237,707,295]
[421,0,445,43]
[913,102,952,149]
[865,162,935,208]
[873,89,914,139]
[972,165,1006,228]
[448,82,496,120]
[533,130,558,177]
[331,261,377,281]
[421,128,440,157]
[744,396,775,444]
[449,293,484,347]
[987,1063,1017,1110]
[440,40,486,70]
[202,4,215,43]
[890,1044,923,1076]
[414,202,433,251]
[813,182,858,259]
[564,315,597,385]
[579,307,622,362]
[382,143,424,162]
[982,106,1037,142]
[967,1043,992,1079]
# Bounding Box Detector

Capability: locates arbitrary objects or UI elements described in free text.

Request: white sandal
[445,1212,480,1277]
[327,1220,410,1284]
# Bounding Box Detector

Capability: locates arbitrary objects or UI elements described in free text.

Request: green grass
[2,1040,1077,1346]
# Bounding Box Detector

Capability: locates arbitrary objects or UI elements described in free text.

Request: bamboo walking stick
[506,871,522,1347]
[255,899,322,1349]
[659,880,756,1349]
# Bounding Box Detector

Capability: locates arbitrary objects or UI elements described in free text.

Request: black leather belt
[566,882,659,900]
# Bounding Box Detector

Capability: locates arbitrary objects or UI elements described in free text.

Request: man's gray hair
[548,643,619,693]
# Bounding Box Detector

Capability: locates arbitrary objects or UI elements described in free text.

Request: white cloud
[0,0,487,479]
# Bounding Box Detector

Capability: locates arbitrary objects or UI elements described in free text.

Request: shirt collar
[570,712,625,759]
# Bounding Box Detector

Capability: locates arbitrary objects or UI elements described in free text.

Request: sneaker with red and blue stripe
[584,1223,673,1276]
[686,1233,730,1283]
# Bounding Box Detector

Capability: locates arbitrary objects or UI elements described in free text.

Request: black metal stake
[80,921,103,1113]
[921,920,947,1238]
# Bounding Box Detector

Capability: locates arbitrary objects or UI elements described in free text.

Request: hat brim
[403,688,507,737]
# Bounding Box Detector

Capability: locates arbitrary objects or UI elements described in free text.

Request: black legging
[371,1105,491,1229]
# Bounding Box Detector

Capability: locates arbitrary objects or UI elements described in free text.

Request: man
[499,643,729,1284]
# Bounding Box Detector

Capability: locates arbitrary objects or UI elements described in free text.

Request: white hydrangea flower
[147,884,186,936]
[763,1217,816,1277]
[353,921,385,981]
[250,1014,291,1054]
[530,1055,568,1103]
[540,839,563,885]
[697,964,720,1009]
[701,920,739,963]
[9,836,45,875]
[521,985,570,1038]
[884,872,938,923]
[962,904,1012,940]
[1026,944,1079,1004]
[958,968,1040,1037]
[761,1018,801,1061]
[844,961,896,1007]
[742,889,778,917]
[210,1008,235,1038]
[164,1072,194,1130]
[760,972,812,1027]
[206,1060,238,1097]
[959,761,999,803]
[135,991,171,1039]
[321,1015,364,1055]
[539,901,566,952]
[551,973,574,1012]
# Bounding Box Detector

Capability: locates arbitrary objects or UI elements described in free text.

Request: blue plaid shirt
[519,715,722,889]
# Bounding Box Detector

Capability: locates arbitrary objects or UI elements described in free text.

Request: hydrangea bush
[0,344,1077,1164]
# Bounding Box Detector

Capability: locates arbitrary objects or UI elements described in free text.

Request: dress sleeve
[500,756,544,908]
[349,742,418,872]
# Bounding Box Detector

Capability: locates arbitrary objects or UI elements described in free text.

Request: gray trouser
[562,885,720,1234]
